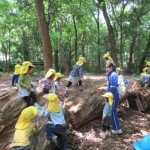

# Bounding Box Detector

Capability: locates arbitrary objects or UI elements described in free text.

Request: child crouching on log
[42,93,67,150]
[8,106,38,150]
[99,92,113,139]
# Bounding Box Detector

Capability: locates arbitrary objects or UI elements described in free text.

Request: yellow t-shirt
[9,124,35,148]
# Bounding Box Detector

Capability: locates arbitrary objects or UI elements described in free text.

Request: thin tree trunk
[73,15,78,62]
[35,0,52,72]
[59,18,69,75]
[81,31,86,57]
[120,25,123,68]
[139,33,150,72]
[126,34,137,73]
[102,0,117,66]
[95,8,101,73]
[54,49,59,72]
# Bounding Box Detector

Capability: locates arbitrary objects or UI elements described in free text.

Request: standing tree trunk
[120,22,123,68]
[139,33,150,72]
[54,49,59,72]
[126,34,137,73]
[73,15,78,62]
[81,31,86,57]
[101,0,118,66]
[35,0,52,72]
[95,8,101,73]
[59,19,70,75]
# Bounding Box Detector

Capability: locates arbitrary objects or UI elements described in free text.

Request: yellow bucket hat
[14,64,21,75]
[146,62,150,67]
[76,56,87,65]
[15,106,38,129]
[20,61,35,74]
[103,54,113,61]
[102,92,113,105]
[140,67,148,76]
[45,69,56,78]
[47,93,60,113]
[143,67,148,73]
[116,67,123,73]
[54,72,64,80]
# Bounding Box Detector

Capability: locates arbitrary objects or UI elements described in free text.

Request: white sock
[34,103,39,107]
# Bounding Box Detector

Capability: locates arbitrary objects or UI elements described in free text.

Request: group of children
[8,56,87,150]
[9,54,149,149]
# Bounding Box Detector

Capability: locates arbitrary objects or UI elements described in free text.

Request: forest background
[0,0,150,75]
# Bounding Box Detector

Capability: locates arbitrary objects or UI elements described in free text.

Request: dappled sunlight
[84,75,106,80]
[68,98,83,113]
[73,129,103,143]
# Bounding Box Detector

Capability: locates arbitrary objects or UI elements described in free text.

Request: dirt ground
[0,74,150,150]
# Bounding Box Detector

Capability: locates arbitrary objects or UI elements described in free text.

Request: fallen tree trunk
[119,80,150,112]
[64,79,106,129]
[0,86,44,133]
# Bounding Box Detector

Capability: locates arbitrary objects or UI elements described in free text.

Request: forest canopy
[0,0,150,74]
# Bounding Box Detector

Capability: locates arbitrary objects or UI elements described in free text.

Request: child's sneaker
[106,131,111,137]
[112,129,122,134]
[99,132,107,139]
[52,135,59,147]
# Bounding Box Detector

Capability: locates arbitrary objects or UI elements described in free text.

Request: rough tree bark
[35,0,52,72]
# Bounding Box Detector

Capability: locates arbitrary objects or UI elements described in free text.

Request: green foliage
[0,0,150,73]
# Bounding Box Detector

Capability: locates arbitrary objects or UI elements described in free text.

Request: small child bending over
[99,92,113,139]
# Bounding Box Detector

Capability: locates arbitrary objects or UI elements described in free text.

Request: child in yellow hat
[42,93,67,149]
[8,106,38,149]
[146,61,150,68]
[65,56,86,95]
[18,61,40,107]
[12,64,21,86]
[39,69,56,94]
[140,67,150,87]
[103,53,115,68]
[140,67,148,76]
[99,92,113,139]
[54,72,67,97]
